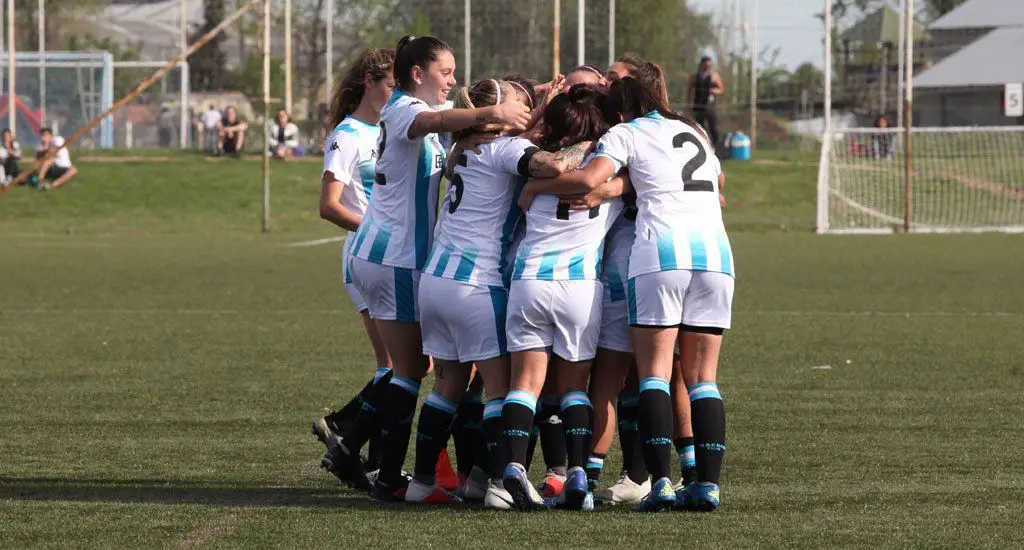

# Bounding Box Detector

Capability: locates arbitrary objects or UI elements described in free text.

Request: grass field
[2,152,1023,548]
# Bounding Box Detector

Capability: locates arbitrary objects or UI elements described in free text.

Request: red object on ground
[435,448,459,491]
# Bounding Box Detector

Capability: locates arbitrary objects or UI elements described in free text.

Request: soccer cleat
[455,466,490,502]
[435,448,460,491]
[537,469,566,498]
[371,476,410,502]
[405,479,464,505]
[311,417,344,450]
[562,467,591,511]
[320,444,371,492]
[597,473,651,505]
[502,462,546,511]
[484,480,515,510]
[675,482,721,512]
[636,477,676,513]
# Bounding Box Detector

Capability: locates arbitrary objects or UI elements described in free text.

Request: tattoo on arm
[552,141,591,171]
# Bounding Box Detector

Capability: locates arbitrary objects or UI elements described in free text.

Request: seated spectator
[200,104,222,152]
[267,108,299,159]
[216,106,247,157]
[0,128,22,185]
[34,128,78,190]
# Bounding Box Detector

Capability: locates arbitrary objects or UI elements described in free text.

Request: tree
[189,0,231,91]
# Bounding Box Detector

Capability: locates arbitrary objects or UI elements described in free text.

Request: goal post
[818,126,1024,234]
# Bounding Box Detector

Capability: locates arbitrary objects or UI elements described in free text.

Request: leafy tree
[189,0,231,91]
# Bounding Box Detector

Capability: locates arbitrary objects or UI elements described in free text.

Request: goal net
[817,126,1024,233]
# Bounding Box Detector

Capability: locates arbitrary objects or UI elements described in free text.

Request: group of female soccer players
[313,35,734,513]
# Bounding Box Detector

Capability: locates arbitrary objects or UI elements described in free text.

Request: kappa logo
[434,155,444,170]
[330,141,340,151]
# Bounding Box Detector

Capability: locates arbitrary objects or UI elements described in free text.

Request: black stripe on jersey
[684,181,715,192]
[375,173,387,185]
[457,152,469,167]
[517,147,541,178]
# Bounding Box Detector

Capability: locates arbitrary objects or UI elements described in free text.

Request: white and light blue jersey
[512,186,623,282]
[424,136,538,288]
[323,115,379,217]
[595,112,734,279]
[600,197,637,303]
[350,91,445,270]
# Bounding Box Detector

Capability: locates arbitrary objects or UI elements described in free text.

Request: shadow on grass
[0,476,384,509]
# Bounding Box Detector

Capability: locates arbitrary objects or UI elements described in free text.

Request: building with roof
[915,0,1024,126]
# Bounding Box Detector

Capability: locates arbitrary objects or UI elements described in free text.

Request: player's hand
[518,185,538,212]
[543,74,566,107]
[494,101,532,131]
[719,193,727,209]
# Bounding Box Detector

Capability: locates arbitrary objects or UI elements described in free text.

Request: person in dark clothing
[688,56,725,148]
[0,128,22,185]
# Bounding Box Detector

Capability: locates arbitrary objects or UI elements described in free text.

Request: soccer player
[315,48,395,490]
[500,86,626,511]
[564,65,608,90]
[531,77,734,512]
[607,53,669,102]
[412,77,588,508]
[342,35,530,502]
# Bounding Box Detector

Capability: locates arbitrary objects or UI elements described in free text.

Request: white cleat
[405,478,464,505]
[311,417,343,450]
[456,466,490,502]
[484,480,515,510]
[596,473,651,505]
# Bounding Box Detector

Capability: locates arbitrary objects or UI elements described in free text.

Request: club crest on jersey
[330,141,340,151]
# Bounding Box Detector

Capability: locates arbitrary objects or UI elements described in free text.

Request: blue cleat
[544,467,594,511]
[675,482,721,512]
[503,462,546,511]
[636,477,676,513]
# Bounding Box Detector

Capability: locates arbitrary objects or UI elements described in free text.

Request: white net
[819,126,1024,233]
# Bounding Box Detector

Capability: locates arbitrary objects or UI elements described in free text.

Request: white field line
[285,235,346,248]
[0,309,1018,317]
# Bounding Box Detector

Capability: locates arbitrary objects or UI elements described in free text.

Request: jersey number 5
[374,122,388,186]
[448,153,468,213]
[672,132,714,192]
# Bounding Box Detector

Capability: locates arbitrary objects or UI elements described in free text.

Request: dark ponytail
[616,53,669,103]
[538,85,608,152]
[603,77,707,139]
[394,35,453,91]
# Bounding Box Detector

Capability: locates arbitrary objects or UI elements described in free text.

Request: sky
[690,0,828,70]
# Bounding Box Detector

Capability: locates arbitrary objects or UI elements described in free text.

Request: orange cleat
[435,448,460,491]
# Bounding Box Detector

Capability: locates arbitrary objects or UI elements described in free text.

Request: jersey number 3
[672,133,714,192]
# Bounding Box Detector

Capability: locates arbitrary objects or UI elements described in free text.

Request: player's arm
[319,171,362,232]
[518,156,618,211]
[718,171,727,209]
[526,140,593,178]
[407,101,531,140]
[711,73,725,96]
[561,170,632,211]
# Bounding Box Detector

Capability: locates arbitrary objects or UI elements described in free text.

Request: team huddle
[313,35,733,512]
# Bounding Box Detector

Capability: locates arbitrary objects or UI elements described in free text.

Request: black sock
[482,397,505,479]
[537,395,567,475]
[559,391,594,470]
[451,391,484,477]
[638,377,674,481]
[325,368,388,434]
[690,383,726,485]
[618,393,648,483]
[674,436,697,485]
[501,390,537,468]
[377,375,421,487]
[524,424,539,471]
[413,392,458,484]
[585,452,606,492]
[339,369,393,455]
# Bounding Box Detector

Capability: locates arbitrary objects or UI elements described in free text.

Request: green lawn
[2,151,1023,548]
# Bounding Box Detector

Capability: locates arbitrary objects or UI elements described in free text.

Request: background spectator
[266,108,300,160]
[871,115,896,159]
[216,106,247,157]
[688,55,725,148]
[0,128,22,185]
[200,104,222,152]
[34,128,78,190]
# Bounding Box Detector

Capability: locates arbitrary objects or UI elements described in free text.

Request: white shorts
[597,283,632,353]
[348,256,421,322]
[506,279,603,362]
[628,270,734,330]
[419,274,508,362]
[341,235,367,313]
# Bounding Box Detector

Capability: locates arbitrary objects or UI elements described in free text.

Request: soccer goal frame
[0,51,115,148]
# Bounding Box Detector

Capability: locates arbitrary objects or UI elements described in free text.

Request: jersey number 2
[672,133,714,192]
